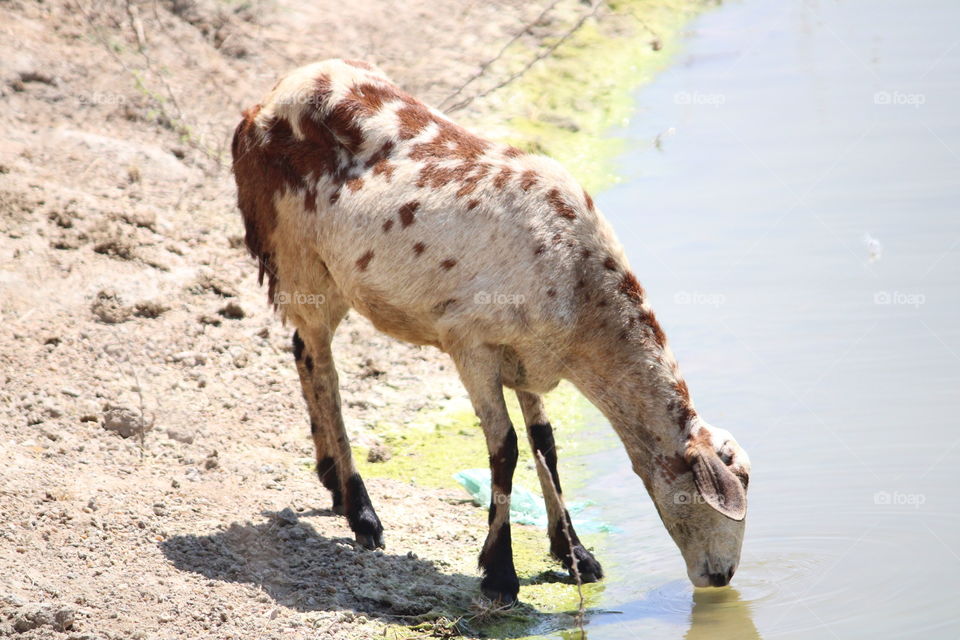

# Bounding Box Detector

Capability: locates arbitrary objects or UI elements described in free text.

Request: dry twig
[535,450,586,637]
[446,0,605,113]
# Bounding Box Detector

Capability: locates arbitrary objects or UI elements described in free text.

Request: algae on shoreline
[478,0,707,192]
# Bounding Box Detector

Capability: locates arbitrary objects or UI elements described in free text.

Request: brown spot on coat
[413,242,426,256]
[455,163,490,197]
[603,257,618,271]
[583,189,595,212]
[366,141,396,181]
[382,219,394,232]
[493,167,514,190]
[637,308,667,347]
[547,188,576,219]
[397,103,436,140]
[356,250,374,271]
[409,119,489,163]
[467,199,479,210]
[346,177,364,192]
[372,160,396,180]
[398,201,419,227]
[519,170,538,191]
[620,272,645,302]
[440,258,457,270]
[504,146,524,158]
[346,82,403,116]
[417,162,471,189]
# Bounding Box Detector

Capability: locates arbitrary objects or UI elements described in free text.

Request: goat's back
[232,59,624,352]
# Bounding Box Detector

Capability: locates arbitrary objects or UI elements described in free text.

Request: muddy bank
[0,1,705,638]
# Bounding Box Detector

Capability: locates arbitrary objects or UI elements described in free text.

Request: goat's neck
[567,291,699,474]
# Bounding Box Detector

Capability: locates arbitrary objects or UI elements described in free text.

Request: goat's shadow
[160,509,550,636]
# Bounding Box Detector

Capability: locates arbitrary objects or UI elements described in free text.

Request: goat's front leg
[516,390,603,582]
[448,343,520,604]
[293,323,384,550]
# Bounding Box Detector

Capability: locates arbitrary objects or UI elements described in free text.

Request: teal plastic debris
[453,468,619,533]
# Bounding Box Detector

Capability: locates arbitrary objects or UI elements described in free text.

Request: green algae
[482,0,707,192]
[354,383,606,638]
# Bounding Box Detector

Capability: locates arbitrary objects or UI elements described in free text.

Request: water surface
[557,1,960,637]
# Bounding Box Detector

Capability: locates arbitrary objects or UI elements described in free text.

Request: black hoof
[355,530,385,550]
[565,545,604,583]
[480,574,520,606]
[480,585,519,606]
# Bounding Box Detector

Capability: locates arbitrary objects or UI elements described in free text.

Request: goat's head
[643,423,750,587]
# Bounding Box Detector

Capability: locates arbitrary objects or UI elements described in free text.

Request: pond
[558,0,960,638]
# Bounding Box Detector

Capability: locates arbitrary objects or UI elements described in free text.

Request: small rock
[275,507,298,526]
[192,272,238,297]
[198,314,222,327]
[101,404,150,439]
[91,289,131,324]
[204,451,219,470]
[367,443,392,463]
[133,301,168,319]
[171,351,206,366]
[165,426,195,444]
[217,302,245,320]
[11,603,75,633]
[53,606,76,631]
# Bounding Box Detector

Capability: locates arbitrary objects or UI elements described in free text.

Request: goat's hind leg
[293,330,343,514]
[292,311,384,549]
[516,390,603,582]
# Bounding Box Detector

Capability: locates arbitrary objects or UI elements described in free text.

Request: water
[560,1,960,637]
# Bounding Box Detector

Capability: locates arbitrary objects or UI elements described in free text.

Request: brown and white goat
[231,59,751,603]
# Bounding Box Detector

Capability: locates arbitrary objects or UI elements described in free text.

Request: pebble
[275,508,298,526]
[101,405,149,439]
[165,426,195,444]
[11,603,76,633]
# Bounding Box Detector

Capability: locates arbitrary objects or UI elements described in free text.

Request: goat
[231,59,751,603]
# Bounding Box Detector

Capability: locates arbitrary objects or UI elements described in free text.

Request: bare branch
[438,0,563,110]
[446,0,605,114]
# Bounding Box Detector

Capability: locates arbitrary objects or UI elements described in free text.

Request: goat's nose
[708,567,734,587]
[708,572,729,587]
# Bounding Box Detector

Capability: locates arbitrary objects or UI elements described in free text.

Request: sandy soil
[0,0,672,637]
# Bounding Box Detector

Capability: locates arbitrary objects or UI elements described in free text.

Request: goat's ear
[688,444,747,521]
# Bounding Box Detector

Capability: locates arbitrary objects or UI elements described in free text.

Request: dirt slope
[0,0,651,637]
